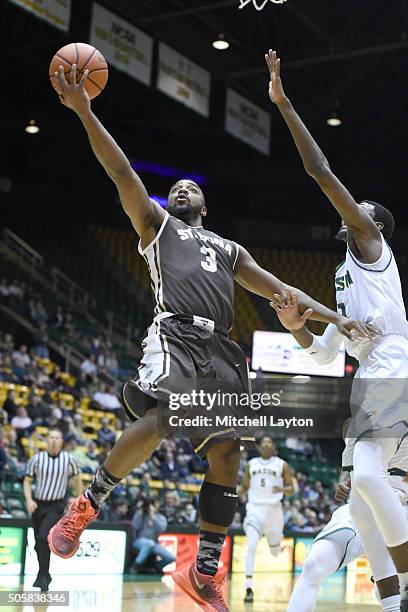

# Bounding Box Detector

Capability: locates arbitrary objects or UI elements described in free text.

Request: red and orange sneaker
[47,494,99,559]
[172,563,229,611]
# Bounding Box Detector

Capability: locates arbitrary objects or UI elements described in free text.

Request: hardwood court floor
[2,572,379,611]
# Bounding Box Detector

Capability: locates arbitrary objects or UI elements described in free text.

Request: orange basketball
[49,42,108,100]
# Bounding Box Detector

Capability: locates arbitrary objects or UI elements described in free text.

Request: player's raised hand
[265,49,287,105]
[55,64,91,116]
[270,289,314,330]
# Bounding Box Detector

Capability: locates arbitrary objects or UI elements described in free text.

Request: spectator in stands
[96,441,112,464]
[108,499,130,522]
[92,385,121,410]
[159,490,181,523]
[63,312,74,333]
[52,306,64,329]
[64,435,97,473]
[286,435,314,456]
[69,414,86,444]
[160,451,178,481]
[0,355,19,382]
[12,344,31,370]
[105,351,119,377]
[97,417,116,446]
[33,324,50,360]
[0,333,14,355]
[131,499,175,574]
[86,440,98,461]
[139,472,152,497]
[73,371,88,398]
[179,503,197,526]
[11,407,32,437]
[174,454,190,480]
[27,395,51,424]
[80,355,97,379]
[3,390,18,420]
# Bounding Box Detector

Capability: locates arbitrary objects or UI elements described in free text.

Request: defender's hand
[55,64,91,116]
[336,316,375,341]
[335,480,351,503]
[265,49,287,105]
[270,289,313,331]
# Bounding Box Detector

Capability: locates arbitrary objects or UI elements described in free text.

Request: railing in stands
[106,311,133,348]
[60,343,120,390]
[2,228,44,271]
[50,267,97,312]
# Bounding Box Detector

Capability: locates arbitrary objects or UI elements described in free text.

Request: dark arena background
[1,1,408,610]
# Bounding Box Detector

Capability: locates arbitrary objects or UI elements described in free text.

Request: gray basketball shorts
[121,315,256,458]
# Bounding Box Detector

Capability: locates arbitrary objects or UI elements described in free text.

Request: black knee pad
[198,481,238,527]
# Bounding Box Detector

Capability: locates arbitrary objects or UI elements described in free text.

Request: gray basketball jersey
[138,212,239,330]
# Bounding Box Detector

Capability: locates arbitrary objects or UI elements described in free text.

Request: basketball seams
[80,47,97,73]
[49,43,108,99]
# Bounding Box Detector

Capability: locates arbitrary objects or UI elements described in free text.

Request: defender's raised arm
[265,50,382,263]
[55,64,165,246]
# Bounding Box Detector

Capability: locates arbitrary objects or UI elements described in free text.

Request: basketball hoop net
[238,0,287,9]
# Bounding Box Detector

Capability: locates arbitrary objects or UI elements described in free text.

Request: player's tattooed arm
[265,50,382,263]
[234,246,369,339]
[55,64,165,243]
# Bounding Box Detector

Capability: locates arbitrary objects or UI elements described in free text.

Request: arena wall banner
[25,527,127,575]
[158,533,232,573]
[0,525,24,575]
[157,43,211,117]
[225,88,271,155]
[90,3,153,86]
[7,0,71,31]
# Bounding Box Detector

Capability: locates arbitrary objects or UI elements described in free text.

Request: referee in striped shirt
[23,428,82,591]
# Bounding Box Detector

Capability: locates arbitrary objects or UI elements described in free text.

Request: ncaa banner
[7,0,71,31]
[157,43,210,117]
[225,88,271,154]
[90,3,153,86]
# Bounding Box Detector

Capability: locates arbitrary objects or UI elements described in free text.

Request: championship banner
[90,3,153,86]
[7,0,71,32]
[225,88,271,154]
[157,43,211,117]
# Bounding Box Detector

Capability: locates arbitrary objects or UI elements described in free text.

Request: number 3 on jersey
[200,246,218,273]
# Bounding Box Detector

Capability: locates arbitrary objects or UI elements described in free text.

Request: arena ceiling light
[25,119,40,134]
[327,103,342,127]
[212,34,230,50]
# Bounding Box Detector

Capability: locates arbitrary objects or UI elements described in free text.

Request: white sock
[381,594,400,611]
[399,571,408,597]
[246,576,253,590]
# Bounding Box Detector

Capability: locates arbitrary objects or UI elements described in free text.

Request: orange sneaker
[172,563,229,611]
[47,494,99,559]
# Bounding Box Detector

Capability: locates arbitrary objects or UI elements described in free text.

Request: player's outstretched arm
[265,50,382,262]
[55,65,165,242]
[234,246,368,340]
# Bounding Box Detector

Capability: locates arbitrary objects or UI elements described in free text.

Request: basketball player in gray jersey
[48,64,369,612]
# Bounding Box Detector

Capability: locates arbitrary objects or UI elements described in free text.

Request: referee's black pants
[32,498,65,577]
